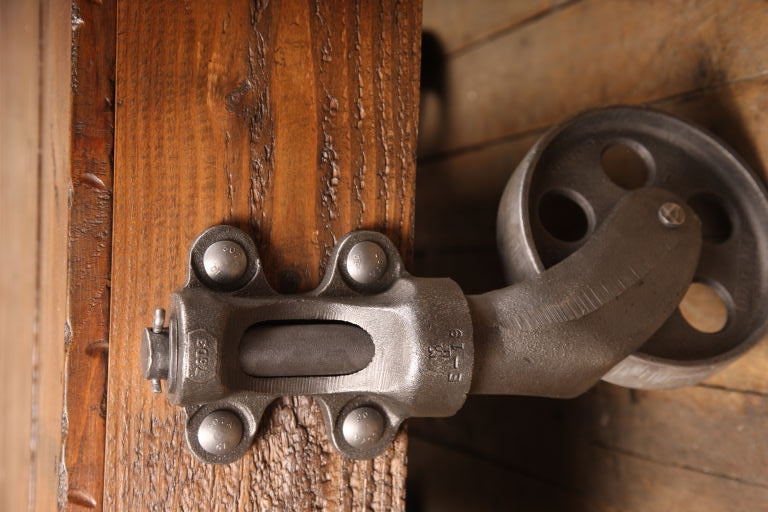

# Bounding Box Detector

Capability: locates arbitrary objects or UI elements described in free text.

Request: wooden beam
[0,1,41,510]
[62,0,117,509]
[106,1,420,509]
[1,1,71,510]
[36,0,72,510]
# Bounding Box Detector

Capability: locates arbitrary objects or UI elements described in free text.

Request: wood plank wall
[410,1,768,511]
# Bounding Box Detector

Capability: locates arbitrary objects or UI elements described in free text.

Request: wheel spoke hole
[679,281,729,334]
[601,143,652,190]
[688,193,733,244]
[537,190,591,243]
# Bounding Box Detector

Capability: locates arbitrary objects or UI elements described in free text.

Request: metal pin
[152,308,166,333]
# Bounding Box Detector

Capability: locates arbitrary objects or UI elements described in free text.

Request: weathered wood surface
[106,1,420,510]
[1,1,71,511]
[36,2,72,510]
[422,0,569,54]
[411,387,768,511]
[63,1,117,510]
[411,1,768,510]
[422,0,768,158]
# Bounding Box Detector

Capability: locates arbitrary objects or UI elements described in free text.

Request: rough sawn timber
[106,1,420,510]
[63,1,117,509]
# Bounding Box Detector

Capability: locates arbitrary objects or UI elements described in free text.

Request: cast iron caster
[141,106,768,463]
[498,106,768,389]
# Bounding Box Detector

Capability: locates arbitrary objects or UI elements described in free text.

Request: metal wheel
[497,106,768,389]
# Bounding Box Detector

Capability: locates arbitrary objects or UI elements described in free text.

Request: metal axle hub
[140,107,768,464]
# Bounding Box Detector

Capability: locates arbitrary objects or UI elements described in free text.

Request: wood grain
[0,1,41,510]
[35,0,72,510]
[410,434,768,512]
[2,2,75,510]
[422,0,569,54]
[421,0,768,157]
[411,389,768,512]
[106,1,420,510]
[417,76,768,263]
[63,1,116,510]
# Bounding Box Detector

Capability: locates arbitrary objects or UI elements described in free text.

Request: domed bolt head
[341,406,385,449]
[344,241,388,285]
[197,410,244,456]
[203,240,248,284]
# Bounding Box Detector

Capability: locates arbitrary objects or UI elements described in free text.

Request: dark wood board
[63,1,116,509]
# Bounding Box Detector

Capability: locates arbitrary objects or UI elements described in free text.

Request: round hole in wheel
[538,190,590,242]
[601,143,651,190]
[688,193,733,244]
[679,282,729,334]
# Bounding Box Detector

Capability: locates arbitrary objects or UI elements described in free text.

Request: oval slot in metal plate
[239,321,375,377]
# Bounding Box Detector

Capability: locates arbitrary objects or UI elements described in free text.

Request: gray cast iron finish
[498,107,768,389]
[140,106,768,463]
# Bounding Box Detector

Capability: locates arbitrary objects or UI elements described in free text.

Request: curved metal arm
[139,188,702,462]
[468,188,701,398]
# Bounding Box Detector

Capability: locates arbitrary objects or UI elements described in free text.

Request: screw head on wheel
[658,202,686,228]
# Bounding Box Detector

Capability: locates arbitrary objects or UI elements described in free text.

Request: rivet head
[341,406,385,448]
[197,410,243,455]
[658,202,686,228]
[344,241,388,285]
[203,240,247,284]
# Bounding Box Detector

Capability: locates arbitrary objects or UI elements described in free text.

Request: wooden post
[0,2,42,509]
[63,1,116,509]
[1,1,70,511]
[105,1,420,510]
